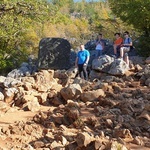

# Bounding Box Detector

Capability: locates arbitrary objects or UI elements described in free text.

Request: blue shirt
[77,49,90,64]
[124,37,132,47]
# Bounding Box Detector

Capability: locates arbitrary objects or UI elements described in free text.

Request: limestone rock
[76,132,95,147]
[138,106,150,121]
[7,61,37,78]
[0,92,4,101]
[33,141,45,148]
[0,76,6,83]
[81,89,105,102]
[25,98,40,112]
[50,141,64,149]
[113,129,133,140]
[34,70,57,92]
[22,94,37,103]
[36,93,48,104]
[60,84,82,101]
[89,70,103,81]
[92,55,128,75]
[73,77,92,89]
[108,59,129,75]
[92,55,114,72]
[66,67,78,79]
[21,76,35,85]
[111,141,128,150]
[3,77,22,88]
[4,88,18,103]
[0,101,8,111]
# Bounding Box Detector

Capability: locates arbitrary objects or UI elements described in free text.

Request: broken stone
[113,129,133,140]
[0,92,4,101]
[76,132,95,147]
[60,84,82,101]
[25,98,40,112]
[81,89,105,102]
[110,141,128,150]
[4,88,18,103]
[33,141,45,148]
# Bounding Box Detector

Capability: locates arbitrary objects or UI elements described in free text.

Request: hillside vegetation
[0,0,149,74]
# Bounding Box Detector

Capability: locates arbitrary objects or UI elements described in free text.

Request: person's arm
[123,42,132,46]
[128,38,132,46]
[96,40,99,46]
[84,51,90,66]
[84,56,89,66]
[129,41,132,46]
[101,41,105,50]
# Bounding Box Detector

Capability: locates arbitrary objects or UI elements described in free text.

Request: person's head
[97,33,103,39]
[114,32,121,38]
[124,31,129,37]
[80,44,85,50]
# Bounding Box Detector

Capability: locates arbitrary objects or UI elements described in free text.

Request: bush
[134,36,150,57]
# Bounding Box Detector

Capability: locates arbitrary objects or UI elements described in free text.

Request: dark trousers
[78,64,88,80]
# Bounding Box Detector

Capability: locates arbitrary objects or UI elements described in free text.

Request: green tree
[108,0,150,37]
[109,0,150,56]
[0,0,51,74]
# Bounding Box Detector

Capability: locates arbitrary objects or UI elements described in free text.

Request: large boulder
[109,59,129,75]
[38,38,71,70]
[92,55,128,75]
[92,55,113,72]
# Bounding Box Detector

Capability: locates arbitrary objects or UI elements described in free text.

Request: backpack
[128,38,134,50]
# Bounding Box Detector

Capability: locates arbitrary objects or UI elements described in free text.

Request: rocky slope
[0,56,150,150]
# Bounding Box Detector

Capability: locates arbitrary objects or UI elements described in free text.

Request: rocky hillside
[0,56,150,150]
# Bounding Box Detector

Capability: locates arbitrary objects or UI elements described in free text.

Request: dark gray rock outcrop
[38,38,71,70]
[7,61,37,79]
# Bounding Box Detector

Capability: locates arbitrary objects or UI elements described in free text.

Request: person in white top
[95,34,104,58]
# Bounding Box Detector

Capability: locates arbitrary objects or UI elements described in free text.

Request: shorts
[121,47,130,53]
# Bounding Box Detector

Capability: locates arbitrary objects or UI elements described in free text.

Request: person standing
[120,31,132,66]
[75,45,90,80]
[95,34,104,57]
[113,32,123,57]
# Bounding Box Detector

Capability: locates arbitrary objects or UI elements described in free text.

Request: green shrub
[135,36,150,57]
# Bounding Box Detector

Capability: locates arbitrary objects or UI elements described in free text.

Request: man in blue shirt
[120,31,132,67]
[75,45,90,80]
